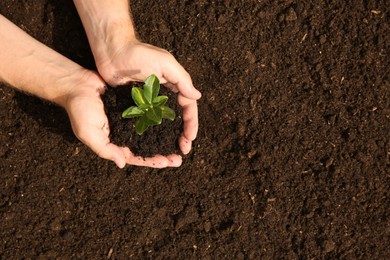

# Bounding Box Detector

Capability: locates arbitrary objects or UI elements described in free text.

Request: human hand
[95,40,201,155]
[64,71,183,168]
[0,13,184,168]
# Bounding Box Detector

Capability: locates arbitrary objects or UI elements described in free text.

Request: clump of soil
[102,85,182,157]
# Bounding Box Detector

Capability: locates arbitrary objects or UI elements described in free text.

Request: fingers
[161,58,201,100]
[158,54,200,155]
[166,154,183,167]
[123,147,183,168]
[74,106,184,168]
[177,94,198,155]
[163,82,179,93]
[78,126,127,168]
[87,42,201,165]
[83,130,183,168]
[179,134,192,155]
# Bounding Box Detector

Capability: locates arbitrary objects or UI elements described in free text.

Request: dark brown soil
[102,85,183,157]
[1,0,389,258]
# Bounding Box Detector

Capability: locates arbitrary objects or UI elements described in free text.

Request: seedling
[122,74,176,135]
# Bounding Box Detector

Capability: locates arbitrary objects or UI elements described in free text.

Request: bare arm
[0,14,88,107]
[0,13,186,168]
[0,14,147,169]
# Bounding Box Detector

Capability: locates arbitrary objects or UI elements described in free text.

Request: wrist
[0,15,100,108]
[73,0,138,67]
[62,70,106,109]
[92,18,138,66]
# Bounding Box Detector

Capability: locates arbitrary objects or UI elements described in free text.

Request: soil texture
[103,85,183,157]
[1,0,389,258]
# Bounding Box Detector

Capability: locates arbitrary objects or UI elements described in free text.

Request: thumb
[78,127,127,168]
[96,142,127,169]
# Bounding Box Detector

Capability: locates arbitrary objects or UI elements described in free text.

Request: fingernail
[114,157,126,169]
[194,89,202,99]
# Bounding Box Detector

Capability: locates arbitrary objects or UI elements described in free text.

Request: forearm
[73,0,137,66]
[0,15,88,107]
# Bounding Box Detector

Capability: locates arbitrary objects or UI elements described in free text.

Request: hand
[64,71,183,168]
[95,40,201,155]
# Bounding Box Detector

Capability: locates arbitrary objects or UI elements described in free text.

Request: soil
[102,84,183,157]
[1,0,389,259]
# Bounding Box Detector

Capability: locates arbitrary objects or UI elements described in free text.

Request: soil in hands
[102,84,183,157]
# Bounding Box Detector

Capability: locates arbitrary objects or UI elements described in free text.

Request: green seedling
[122,74,176,135]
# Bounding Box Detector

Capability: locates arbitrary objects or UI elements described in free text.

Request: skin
[0,1,201,169]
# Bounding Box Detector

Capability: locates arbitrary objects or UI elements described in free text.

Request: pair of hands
[65,40,201,168]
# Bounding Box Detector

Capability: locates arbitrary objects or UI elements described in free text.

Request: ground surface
[1,0,389,258]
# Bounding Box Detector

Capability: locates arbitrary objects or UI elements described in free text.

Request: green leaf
[152,95,168,107]
[122,106,145,118]
[123,74,176,135]
[144,74,160,103]
[138,103,151,111]
[132,87,147,106]
[135,118,149,135]
[142,114,161,126]
[145,107,162,124]
[161,106,176,121]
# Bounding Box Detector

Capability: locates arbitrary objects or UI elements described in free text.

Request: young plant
[122,74,176,135]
